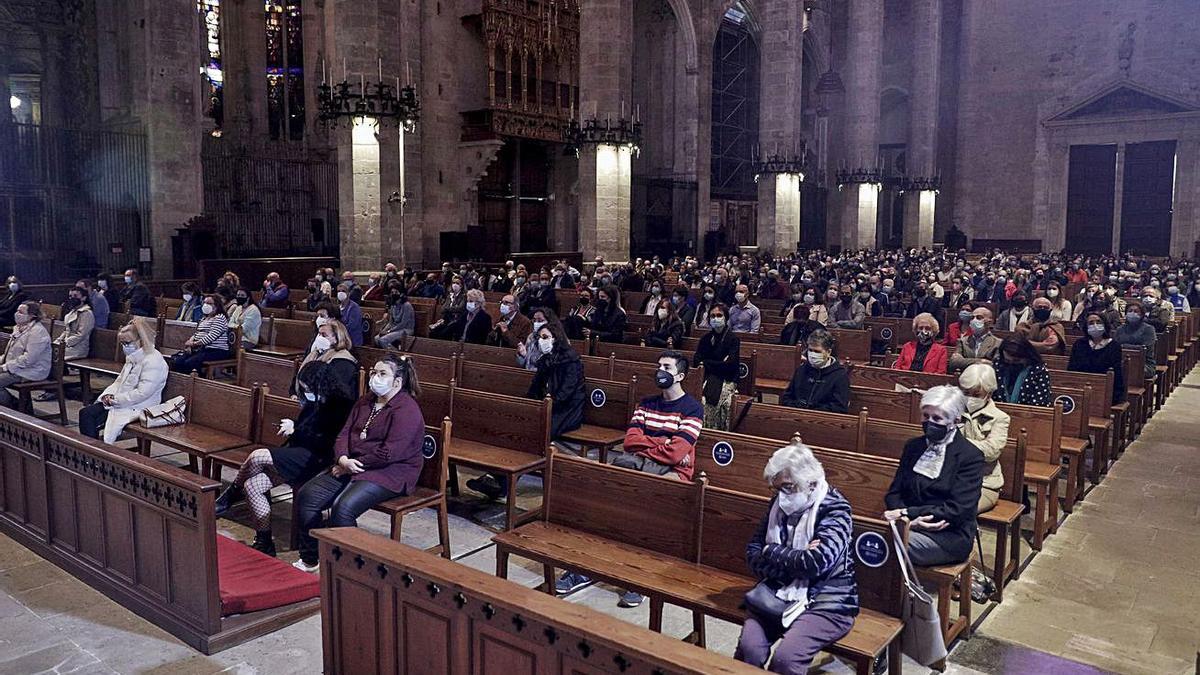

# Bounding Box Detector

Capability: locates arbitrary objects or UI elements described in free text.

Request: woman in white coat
[78,319,168,444]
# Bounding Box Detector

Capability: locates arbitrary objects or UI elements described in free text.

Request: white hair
[912,312,940,333]
[959,364,997,395]
[921,385,967,421]
[763,443,826,488]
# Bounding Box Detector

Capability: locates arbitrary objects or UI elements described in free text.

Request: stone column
[509,141,522,253]
[222,0,268,140]
[837,0,883,250]
[756,0,804,254]
[1111,142,1126,255]
[338,120,383,270]
[577,0,632,261]
[144,0,204,277]
[902,0,941,249]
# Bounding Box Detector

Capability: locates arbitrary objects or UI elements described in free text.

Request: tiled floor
[3,374,1197,673]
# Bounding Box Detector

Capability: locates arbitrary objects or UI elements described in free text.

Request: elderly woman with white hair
[884,385,984,566]
[736,443,858,673]
[892,312,948,373]
[958,364,1011,514]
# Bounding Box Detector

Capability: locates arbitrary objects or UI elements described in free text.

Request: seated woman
[1068,311,1126,404]
[469,321,585,500]
[958,364,1009,515]
[943,302,974,348]
[884,385,984,566]
[1115,302,1156,380]
[214,360,357,555]
[0,302,51,409]
[893,312,948,374]
[562,289,595,340]
[585,285,628,344]
[374,289,415,349]
[293,355,425,572]
[694,304,740,430]
[56,286,95,361]
[427,275,466,340]
[79,319,168,444]
[991,335,1053,406]
[227,288,262,350]
[517,307,557,371]
[735,443,858,673]
[169,294,232,373]
[175,282,202,322]
[778,303,823,346]
[643,298,684,348]
[780,329,849,413]
[295,318,359,398]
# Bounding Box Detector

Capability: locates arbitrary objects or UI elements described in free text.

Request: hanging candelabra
[317,59,420,130]
[563,112,643,157]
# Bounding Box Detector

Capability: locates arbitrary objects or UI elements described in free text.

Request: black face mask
[595,299,609,311]
[1012,300,1027,310]
[654,369,676,389]
[840,294,852,304]
[1032,308,1051,322]
[579,297,591,306]
[923,420,951,443]
[236,296,248,305]
[913,288,926,298]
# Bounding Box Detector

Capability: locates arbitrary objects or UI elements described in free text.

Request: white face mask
[303,391,318,402]
[807,350,828,368]
[369,374,396,397]
[1047,289,1059,298]
[499,303,512,316]
[312,335,332,352]
[966,395,987,412]
[451,283,462,293]
[735,292,747,303]
[777,489,815,515]
[538,337,554,354]
[970,318,986,333]
[201,303,215,315]
[124,276,133,284]
[337,291,348,303]
[182,293,193,302]
[532,320,546,332]
[656,308,668,320]
[466,301,478,312]
[7,283,18,293]
[315,316,329,328]
[97,280,108,289]
[121,342,139,356]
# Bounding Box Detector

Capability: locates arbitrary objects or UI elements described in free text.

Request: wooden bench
[253,318,313,360]
[0,333,69,425]
[235,351,299,395]
[128,373,259,478]
[602,341,759,398]
[494,451,908,674]
[356,345,459,386]
[313,527,762,674]
[69,327,124,401]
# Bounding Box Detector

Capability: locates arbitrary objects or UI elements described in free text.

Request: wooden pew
[128,373,259,478]
[313,527,761,675]
[0,408,318,653]
[254,318,313,359]
[600,341,759,398]
[235,351,299,396]
[69,327,123,401]
[0,334,69,425]
[356,345,458,386]
[405,336,464,360]
[493,452,907,674]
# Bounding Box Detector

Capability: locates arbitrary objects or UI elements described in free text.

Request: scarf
[765,480,829,628]
[913,428,958,480]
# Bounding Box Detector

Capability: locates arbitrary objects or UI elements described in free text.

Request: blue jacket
[341,300,364,346]
[746,488,859,616]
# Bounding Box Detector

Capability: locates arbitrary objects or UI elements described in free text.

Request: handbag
[702,376,726,406]
[743,580,792,621]
[139,395,187,428]
[890,520,948,666]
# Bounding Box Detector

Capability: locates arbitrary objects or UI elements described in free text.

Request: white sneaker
[292,559,319,573]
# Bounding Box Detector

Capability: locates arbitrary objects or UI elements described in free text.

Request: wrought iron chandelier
[317,63,420,130]
[836,165,884,187]
[753,139,808,181]
[563,116,643,156]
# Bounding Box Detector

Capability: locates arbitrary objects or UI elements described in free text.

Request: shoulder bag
[890,519,948,667]
[140,395,187,428]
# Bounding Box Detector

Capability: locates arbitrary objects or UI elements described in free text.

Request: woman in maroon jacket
[292,354,425,572]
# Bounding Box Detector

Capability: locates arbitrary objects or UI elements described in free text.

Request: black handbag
[743,581,791,620]
[702,375,726,406]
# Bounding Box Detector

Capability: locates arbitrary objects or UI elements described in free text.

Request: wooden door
[1120,140,1176,256]
[1065,144,1117,254]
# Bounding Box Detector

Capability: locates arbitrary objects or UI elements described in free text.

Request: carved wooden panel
[334,576,382,673]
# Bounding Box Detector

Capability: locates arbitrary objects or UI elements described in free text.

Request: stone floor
[2,373,1197,673]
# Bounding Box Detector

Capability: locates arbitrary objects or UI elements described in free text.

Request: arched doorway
[708,3,759,256]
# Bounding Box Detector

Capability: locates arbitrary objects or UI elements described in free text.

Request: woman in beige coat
[957,363,1010,513]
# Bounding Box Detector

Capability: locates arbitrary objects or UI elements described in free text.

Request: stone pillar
[902,0,941,250]
[222,0,268,140]
[338,120,383,270]
[838,0,883,250]
[756,0,804,253]
[577,0,632,261]
[144,0,204,277]
[509,141,522,253]
[1111,143,1126,255]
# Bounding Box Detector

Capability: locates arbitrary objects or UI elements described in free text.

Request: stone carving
[1118,22,1135,76]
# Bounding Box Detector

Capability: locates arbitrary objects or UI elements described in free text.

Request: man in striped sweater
[555,350,704,606]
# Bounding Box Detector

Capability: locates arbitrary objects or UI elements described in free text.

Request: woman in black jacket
[884,385,984,566]
[1068,311,1125,404]
[643,298,685,348]
[469,321,584,500]
[213,360,357,556]
[780,329,849,413]
[585,284,627,344]
[779,303,823,347]
[694,303,740,430]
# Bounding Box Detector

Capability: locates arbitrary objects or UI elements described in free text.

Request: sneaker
[970,568,996,603]
[617,590,643,608]
[292,558,319,573]
[466,475,506,500]
[35,392,58,402]
[872,653,888,675]
[555,571,592,594]
[251,531,276,558]
[213,484,243,518]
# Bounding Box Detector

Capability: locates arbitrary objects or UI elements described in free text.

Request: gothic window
[266,0,305,141]
[710,7,759,200]
[198,0,224,131]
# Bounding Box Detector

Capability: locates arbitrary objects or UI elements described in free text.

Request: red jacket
[943,321,973,347]
[893,340,948,374]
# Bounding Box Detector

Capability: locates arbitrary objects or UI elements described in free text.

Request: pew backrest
[236,351,298,395]
[450,386,550,455]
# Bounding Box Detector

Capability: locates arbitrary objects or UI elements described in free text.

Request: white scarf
[913,428,958,480]
[765,480,829,628]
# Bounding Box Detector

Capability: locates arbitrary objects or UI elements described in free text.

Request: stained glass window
[266,0,305,141]
[199,0,224,131]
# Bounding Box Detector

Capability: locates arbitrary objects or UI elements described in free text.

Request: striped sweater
[191,313,231,352]
[745,488,860,617]
[624,393,704,481]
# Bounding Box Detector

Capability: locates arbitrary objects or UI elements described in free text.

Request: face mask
[312,335,332,352]
[7,283,17,293]
[840,294,852,304]
[777,490,815,516]
[654,369,676,389]
[536,336,555,355]
[1142,296,1155,305]
[970,318,985,333]
[595,299,609,311]
[303,391,318,402]
[315,275,324,282]
[499,303,512,316]
[579,297,590,306]
[1106,288,1117,297]
[807,350,828,368]
[657,308,668,320]
[97,280,108,289]
[1194,284,1200,291]
[1168,287,1179,296]
[121,342,139,356]
[236,296,248,305]
[451,283,462,293]
[735,292,746,303]
[1047,289,1059,298]
[466,301,479,312]
[803,294,815,305]
[515,277,525,286]
[966,396,987,412]
[182,293,193,302]
[1013,300,1027,310]
[792,293,803,301]
[859,292,871,301]
[1033,308,1051,322]
[368,279,378,287]
[337,291,348,303]
[1125,312,1141,324]
[369,374,396,397]
[651,286,661,294]
[1087,324,1106,339]
[123,276,133,284]
[13,312,28,325]
[703,292,714,301]
[710,317,726,331]
[916,330,934,344]
[923,420,951,443]
[958,310,972,323]
[201,304,215,315]
[315,316,329,328]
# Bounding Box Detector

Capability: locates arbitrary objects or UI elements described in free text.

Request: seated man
[728,284,761,333]
[949,306,1002,371]
[1018,296,1065,355]
[780,329,849,413]
[555,349,704,608]
[487,294,533,348]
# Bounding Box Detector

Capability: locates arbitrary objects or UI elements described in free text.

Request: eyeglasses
[774,482,800,495]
